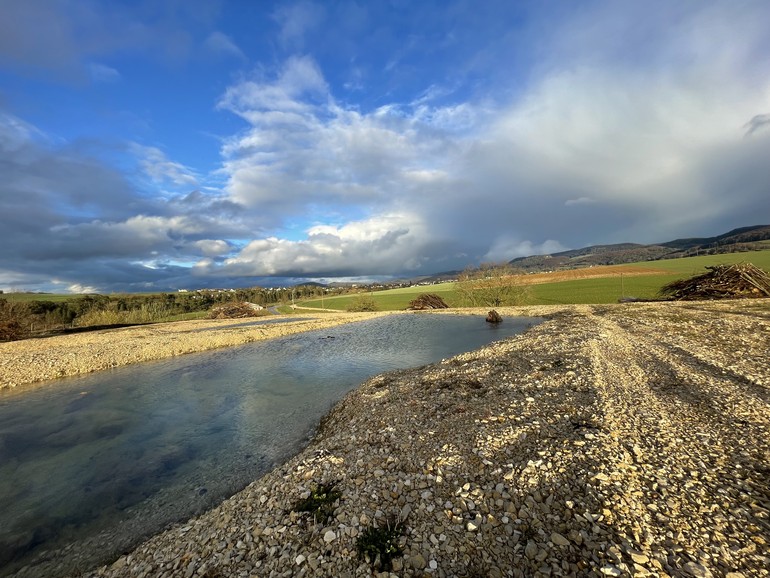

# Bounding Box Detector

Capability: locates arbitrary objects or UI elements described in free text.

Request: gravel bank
[0,312,394,390]
[3,302,768,577]
[57,300,769,578]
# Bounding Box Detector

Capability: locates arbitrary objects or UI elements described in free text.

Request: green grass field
[5,250,769,311]
[629,250,770,274]
[1,292,75,302]
[298,250,770,310]
[525,251,770,304]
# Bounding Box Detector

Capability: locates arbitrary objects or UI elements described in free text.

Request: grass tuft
[356,515,405,571]
[293,481,342,523]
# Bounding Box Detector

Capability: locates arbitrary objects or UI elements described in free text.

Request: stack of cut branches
[659,263,770,300]
[407,293,450,310]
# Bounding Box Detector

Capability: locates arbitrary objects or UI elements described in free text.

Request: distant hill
[508,225,770,272]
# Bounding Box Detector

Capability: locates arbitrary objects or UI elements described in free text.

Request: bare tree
[455,263,529,307]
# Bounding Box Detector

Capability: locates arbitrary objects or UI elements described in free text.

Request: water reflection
[0,314,540,577]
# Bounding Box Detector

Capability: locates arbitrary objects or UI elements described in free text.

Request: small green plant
[293,482,342,522]
[356,515,405,571]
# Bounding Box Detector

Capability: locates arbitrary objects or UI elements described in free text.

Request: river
[0,313,540,577]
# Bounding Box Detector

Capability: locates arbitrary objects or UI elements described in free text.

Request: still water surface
[0,314,540,576]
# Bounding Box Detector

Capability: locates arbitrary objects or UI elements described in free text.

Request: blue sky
[1,0,769,293]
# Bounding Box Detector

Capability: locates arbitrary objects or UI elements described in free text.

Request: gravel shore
[0,312,394,390]
[4,301,769,577]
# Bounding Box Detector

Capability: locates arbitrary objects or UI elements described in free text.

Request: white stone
[323,530,336,543]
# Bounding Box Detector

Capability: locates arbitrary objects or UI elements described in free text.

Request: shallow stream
[0,313,540,577]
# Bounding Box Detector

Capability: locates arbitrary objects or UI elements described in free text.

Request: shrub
[0,299,31,341]
[75,302,175,326]
[346,294,379,312]
[455,263,530,307]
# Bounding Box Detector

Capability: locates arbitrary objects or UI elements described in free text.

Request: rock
[682,561,713,577]
[111,557,127,571]
[295,554,306,565]
[600,565,622,576]
[410,554,427,569]
[629,551,649,564]
[323,530,336,543]
[550,532,570,546]
[524,540,538,559]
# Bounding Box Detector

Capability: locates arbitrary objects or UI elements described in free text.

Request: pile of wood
[208,301,265,319]
[659,263,770,300]
[407,294,449,310]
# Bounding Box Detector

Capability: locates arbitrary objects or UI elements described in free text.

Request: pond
[0,313,541,577]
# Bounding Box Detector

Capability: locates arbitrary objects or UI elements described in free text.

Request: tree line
[0,285,335,341]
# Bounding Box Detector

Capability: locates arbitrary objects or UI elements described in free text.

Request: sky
[1,0,769,294]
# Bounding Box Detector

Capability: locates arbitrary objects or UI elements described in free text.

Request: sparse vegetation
[292,481,342,523]
[356,515,405,571]
[75,302,177,326]
[0,300,27,341]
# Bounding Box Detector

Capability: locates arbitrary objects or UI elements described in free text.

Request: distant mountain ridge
[507,225,770,272]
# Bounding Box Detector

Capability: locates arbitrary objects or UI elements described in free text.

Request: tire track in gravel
[585,309,770,577]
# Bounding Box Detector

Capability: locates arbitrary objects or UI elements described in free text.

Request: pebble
[551,532,569,546]
[411,554,427,569]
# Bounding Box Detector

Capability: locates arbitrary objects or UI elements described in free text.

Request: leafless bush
[0,300,31,341]
[455,263,530,307]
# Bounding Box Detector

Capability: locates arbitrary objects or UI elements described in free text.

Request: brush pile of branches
[407,293,449,310]
[659,263,770,300]
[208,301,265,319]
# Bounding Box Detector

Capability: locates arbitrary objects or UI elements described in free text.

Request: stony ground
[67,300,770,578]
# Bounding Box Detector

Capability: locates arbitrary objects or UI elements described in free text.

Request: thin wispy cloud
[204,31,246,61]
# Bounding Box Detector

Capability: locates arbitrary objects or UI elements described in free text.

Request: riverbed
[0,312,541,577]
[80,300,769,578]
